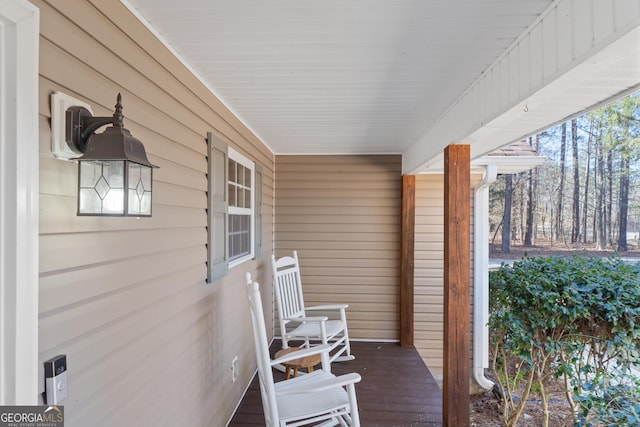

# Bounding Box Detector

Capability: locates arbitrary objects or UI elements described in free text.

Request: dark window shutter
[207,132,228,283]
[254,164,263,257]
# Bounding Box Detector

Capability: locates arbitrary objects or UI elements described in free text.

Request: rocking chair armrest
[270,344,332,366]
[278,373,362,394]
[305,304,349,311]
[284,315,328,323]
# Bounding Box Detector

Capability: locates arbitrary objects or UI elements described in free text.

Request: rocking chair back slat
[273,254,305,321]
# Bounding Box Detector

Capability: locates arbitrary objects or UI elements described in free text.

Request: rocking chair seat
[286,319,346,342]
[275,370,360,421]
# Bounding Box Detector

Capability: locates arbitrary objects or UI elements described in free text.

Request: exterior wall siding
[414,173,480,383]
[274,155,402,341]
[35,0,273,425]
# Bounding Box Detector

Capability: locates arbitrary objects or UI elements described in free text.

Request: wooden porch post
[400,174,415,347]
[443,145,470,426]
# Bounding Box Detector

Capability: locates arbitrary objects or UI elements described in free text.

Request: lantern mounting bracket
[65,94,125,154]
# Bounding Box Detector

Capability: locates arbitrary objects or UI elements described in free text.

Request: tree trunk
[501,174,513,254]
[618,156,629,251]
[571,119,580,243]
[595,137,606,250]
[518,174,525,243]
[606,150,613,247]
[581,118,594,243]
[524,137,535,247]
[555,123,567,242]
[533,134,540,241]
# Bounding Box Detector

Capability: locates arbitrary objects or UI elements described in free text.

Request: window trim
[227,147,255,268]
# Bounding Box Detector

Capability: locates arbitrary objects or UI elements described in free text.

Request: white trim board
[0,0,40,405]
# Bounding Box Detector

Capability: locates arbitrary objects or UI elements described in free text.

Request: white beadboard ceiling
[123,0,640,172]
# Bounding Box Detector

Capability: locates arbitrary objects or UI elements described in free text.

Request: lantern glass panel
[79,161,101,187]
[141,166,152,191]
[104,161,124,189]
[127,162,153,216]
[102,188,125,215]
[78,160,125,215]
[79,188,102,214]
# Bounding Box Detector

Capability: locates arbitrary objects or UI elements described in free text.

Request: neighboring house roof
[486,140,538,157]
[472,140,545,175]
[419,141,545,175]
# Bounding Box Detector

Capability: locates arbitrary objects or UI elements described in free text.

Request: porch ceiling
[123,0,640,172]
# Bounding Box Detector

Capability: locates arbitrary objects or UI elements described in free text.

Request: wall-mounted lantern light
[55,93,158,217]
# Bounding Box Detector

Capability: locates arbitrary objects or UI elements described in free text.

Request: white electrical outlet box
[45,355,68,405]
[231,356,238,383]
[51,92,92,161]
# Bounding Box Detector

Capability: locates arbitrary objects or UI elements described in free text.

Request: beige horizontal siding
[414,174,445,382]
[278,206,399,216]
[274,155,402,341]
[414,173,480,383]
[40,197,206,234]
[35,0,274,425]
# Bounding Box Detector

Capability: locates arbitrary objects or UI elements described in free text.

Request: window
[207,132,262,283]
[227,148,254,266]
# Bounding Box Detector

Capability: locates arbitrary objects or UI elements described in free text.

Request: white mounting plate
[51,92,93,161]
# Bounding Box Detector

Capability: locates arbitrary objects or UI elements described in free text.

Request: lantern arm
[66,106,115,154]
[80,116,115,143]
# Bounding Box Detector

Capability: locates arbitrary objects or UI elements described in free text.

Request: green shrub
[489,256,640,426]
[574,369,640,427]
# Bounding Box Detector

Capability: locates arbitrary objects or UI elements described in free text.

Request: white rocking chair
[245,273,361,427]
[272,251,354,371]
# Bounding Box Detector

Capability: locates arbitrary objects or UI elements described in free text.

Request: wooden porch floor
[229,341,443,426]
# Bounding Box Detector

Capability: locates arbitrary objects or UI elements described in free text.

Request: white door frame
[0,0,39,405]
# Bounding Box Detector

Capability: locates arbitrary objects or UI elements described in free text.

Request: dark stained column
[400,174,415,347]
[443,145,470,426]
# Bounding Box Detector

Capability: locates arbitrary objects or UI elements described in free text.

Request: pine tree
[571,119,580,243]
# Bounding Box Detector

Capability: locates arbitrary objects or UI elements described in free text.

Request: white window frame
[227,147,255,268]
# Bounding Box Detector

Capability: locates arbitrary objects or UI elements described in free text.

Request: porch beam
[400,174,415,347]
[443,145,470,426]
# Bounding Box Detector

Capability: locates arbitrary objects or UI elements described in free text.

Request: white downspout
[472,164,497,391]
